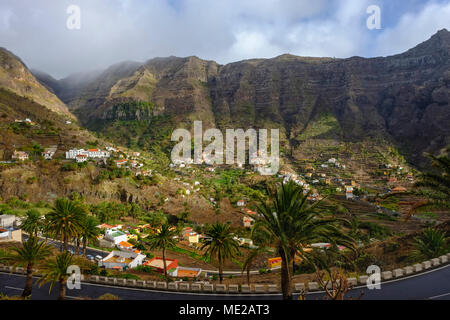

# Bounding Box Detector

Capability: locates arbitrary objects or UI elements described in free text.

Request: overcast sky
[1,0,449,79]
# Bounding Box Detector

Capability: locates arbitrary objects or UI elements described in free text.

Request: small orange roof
[88,149,99,152]
[119,241,134,248]
[243,208,257,215]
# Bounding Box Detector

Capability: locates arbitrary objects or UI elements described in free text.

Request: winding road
[1,264,449,300]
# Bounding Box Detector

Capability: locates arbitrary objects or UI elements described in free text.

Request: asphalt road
[1,264,449,300]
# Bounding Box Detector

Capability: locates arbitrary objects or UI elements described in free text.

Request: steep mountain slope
[0,88,100,161]
[210,30,450,166]
[45,29,450,168]
[0,48,71,116]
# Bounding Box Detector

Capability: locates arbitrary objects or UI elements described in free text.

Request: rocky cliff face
[0,48,71,116]
[41,29,450,168]
[210,30,450,166]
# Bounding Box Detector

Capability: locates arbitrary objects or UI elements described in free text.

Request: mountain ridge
[0,48,71,116]
[29,29,450,168]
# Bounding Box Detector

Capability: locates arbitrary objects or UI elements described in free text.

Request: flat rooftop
[104,256,133,264]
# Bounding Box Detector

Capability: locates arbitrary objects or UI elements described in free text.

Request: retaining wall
[1,252,449,294]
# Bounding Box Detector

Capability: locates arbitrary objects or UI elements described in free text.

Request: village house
[130,160,143,168]
[105,229,128,245]
[144,257,178,273]
[115,159,128,168]
[0,227,22,242]
[76,154,87,163]
[243,216,255,228]
[106,146,117,153]
[97,223,120,230]
[12,150,29,161]
[243,208,257,215]
[0,215,17,228]
[136,170,152,177]
[42,146,57,160]
[181,227,200,244]
[15,118,35,125]
[99,251,146,270]
[345,186,354,200]
[236,200,245,207]
[66,148,110,160]
[117,240,140,253]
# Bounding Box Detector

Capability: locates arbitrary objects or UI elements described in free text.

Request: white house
[328,158,337,164]
[99,251,146,270]
[42,146,57,160]
[237,200,245,207]
[76,155,87,163]
[12,151,29,161]
[115,159,128,167]
[346,186,354,200]
[0,227,22,242]
[66,149,110,160]
[106,146,117,153]
[105,229,128,245]
[243,216,255,228]
[0,215,16,228]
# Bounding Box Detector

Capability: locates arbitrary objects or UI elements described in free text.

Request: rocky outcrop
[0,48,71,116]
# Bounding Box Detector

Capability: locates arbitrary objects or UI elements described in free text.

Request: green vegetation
[413,152,450,212]
[1,237,52,298]
[37,252,74,300]
[411,228,448,261]
[201,222,240,283]
[254,181,355,300]
[45,198,86,251]
[297,113,342,141]
[147,223,178,282]
[360,222,392,240]
[170,246,209,263]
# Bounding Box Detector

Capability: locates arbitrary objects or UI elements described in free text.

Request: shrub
[97,293,120,300]
[411,228,448,260]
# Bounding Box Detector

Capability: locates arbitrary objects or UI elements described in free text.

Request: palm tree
[147,223,178,281]
[80,216,100,256]
[241,246,269,285]
[201,222,240,283]
[37,252,74,300]
[411,228,448,260]
[45,198,85,251]
[20,209,42,237]
[412,153,450,214]
[253,181,355,300]
[2,237,52,297]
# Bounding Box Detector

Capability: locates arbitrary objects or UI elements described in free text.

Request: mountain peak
[402,28,450,58]
[0,47,71,116]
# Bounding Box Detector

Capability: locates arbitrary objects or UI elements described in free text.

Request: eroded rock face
[45,30,450,168]
[0,48,71,116]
